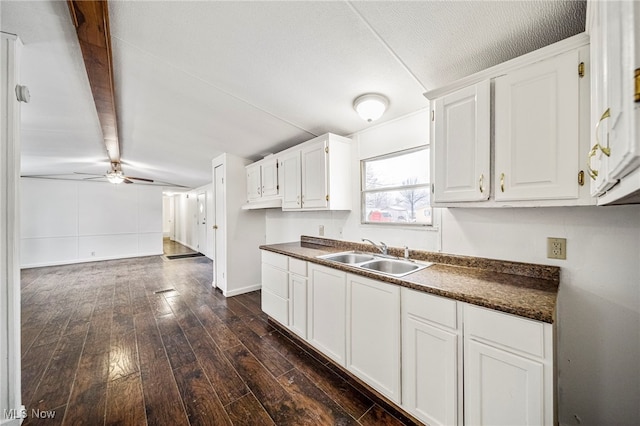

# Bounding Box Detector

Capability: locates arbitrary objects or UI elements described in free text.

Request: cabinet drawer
[262,263,289,298]
[464,304,545,358]
[262,290,288,325]
[262,251,288,270]
[401,288,458,330]
[289,258,307,276]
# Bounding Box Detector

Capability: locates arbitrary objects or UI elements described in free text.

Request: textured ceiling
[1,0,586,189]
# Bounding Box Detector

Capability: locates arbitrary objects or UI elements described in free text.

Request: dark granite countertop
[260,236,560,324]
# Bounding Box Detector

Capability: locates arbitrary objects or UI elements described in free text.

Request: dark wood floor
[20,242,414,425]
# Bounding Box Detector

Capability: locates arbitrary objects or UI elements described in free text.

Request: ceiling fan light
[353,93,389,122]
[106,170,124,184]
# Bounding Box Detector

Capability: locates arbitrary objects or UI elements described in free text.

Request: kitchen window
[361,146,431,226]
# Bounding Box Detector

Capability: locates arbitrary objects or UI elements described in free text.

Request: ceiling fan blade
[83,176,106,181]
[125,176,154,183]
[123,178,134,184]
[74,172,104,177]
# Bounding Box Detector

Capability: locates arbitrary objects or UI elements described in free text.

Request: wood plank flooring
[20,243,416,425]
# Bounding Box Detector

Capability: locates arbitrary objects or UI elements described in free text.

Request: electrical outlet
[547,237,567,260]
[318,225,324,236]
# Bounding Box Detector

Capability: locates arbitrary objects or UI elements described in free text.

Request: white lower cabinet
[401,288,461,426]
[307,264,347,366]
[346,274,401,403]
[288,258,307,339]
[464,304,554,426]
[261,252,289,326]
[261,253,556,426]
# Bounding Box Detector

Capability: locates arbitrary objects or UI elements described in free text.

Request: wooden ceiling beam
[67,0,120,164]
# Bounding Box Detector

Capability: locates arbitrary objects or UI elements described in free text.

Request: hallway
[20,251,414,425]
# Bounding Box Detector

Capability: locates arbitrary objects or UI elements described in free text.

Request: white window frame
[360,146,432,227]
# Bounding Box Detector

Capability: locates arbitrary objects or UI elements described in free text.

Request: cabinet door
[495,50,580,201]
[289,273,307,339]
[601,0,639,181]
[465,340,544,426]
[433,80,490,202]
[589,1,617,196]
[246,164,262,201]
[403,315,458,426]
[301,141,328,209]
[307,264,346,365]
[280,151,302,209]
[346,275,401,403]
[261,159,279,197]
[261,263,288,325]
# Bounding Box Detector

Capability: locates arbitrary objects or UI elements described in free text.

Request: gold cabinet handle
[587,144,599,180]
[500,173,505,192]
[479,174,484,193]
[595,108,611,157]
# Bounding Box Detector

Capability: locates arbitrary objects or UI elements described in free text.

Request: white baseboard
[223,283,262,297]
[20,251,164,269]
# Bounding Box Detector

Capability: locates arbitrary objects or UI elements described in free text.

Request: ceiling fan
[77,162,155,185]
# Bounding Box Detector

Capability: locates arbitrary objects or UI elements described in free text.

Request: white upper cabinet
[244,155,279,207]
[301,141,329,209]
[246,163,262,201]
[280,150,302,209]
[261,159,279,198]
[494,49,580,201]
[433,80,490,203]
[282,133,352,211]
[426,34,593,207]
[588,0,640,204]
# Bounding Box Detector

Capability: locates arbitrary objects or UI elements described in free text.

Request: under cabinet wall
[20,178,163,267]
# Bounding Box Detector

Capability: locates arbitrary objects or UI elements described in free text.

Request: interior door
[213,164,226,291]
[197,192,207,254]
[168,196,175,240]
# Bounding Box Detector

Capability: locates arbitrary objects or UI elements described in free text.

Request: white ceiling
[1,0,586,189]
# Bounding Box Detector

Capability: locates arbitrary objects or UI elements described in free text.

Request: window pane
[363,148,429,190]
[363,189,432,225]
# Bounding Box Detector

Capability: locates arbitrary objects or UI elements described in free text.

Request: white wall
[264,110,640,425]
[20,178,163,268]
[169,183,214,259]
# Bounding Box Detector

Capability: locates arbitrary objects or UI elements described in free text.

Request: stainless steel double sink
[317,251,432,278]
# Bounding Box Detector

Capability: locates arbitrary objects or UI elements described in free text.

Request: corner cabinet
[281,133,352,211]
[587,1,640,204]
[429,34,593,207]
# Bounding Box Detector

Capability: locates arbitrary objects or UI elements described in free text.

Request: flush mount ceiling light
[353,93,389,122]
